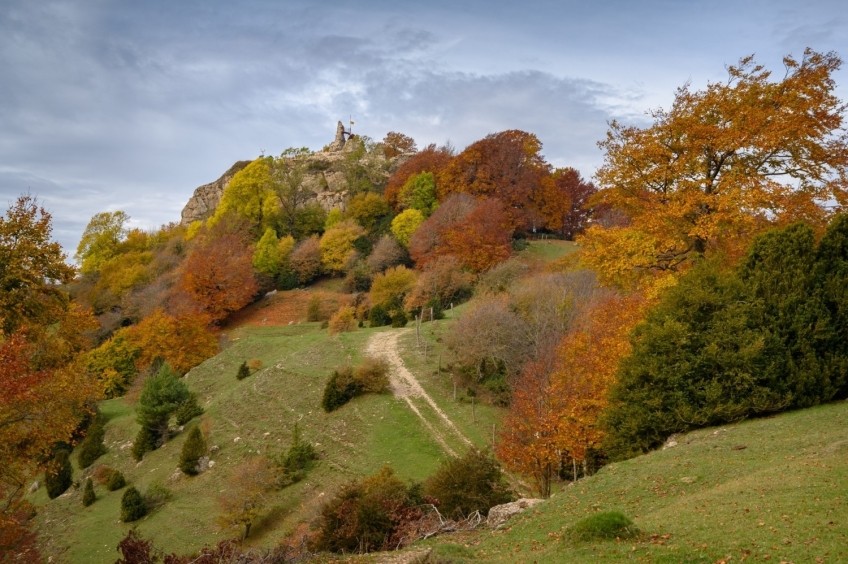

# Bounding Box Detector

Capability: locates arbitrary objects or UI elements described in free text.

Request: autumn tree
[179,225,258,323]
[581,50,848,288]
[346,192,391,233]
[438,130,550,230]
[404,255,474,315]
[123,309,218,375]
[211,158,278,234]
[369,265,417,317]
[382,131,417,159]
[366,234,407,273]
[384,144,453,209]
[75,210,130,274]
[408,193,476,265]
[537,168,596,239]
[390,209,425,248]
[217,457,276,540]
[289,236,322,284]
[441,198,514,272]
[497,293,646,495]
[320,219,367,275]
[398,172,438,216]
[0,195,76,335]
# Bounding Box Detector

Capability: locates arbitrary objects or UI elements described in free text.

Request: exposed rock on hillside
[180,160,251,224]
[180,122,410,225]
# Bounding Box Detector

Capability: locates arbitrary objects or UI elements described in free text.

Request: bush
[368,304,391,327]
[247,358,263,371]
[278,423,318,486]
[175,393,204,426]
[328,305,357,334]
[306,295,323,322]
[565,511,639,542]
[103,468,127,492]
[313,466,424,553]
[132,426,156,461]
[45,449,72,499]
[77,417,107,469]
[179,426,207,476]
[390,308,408,327]
[82,478,95,507]
[236,361,250,380]
[144,481,172,511]
[423,448,513,519]
[121,487,147,522]
[321,359,390,412]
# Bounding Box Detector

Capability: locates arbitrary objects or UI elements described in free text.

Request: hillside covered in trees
[3,49,848,562]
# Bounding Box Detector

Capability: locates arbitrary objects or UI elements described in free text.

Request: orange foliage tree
[409,194,512,272]
[581,50,848,288]
[437,130,549,230]
[536,168,597,239]
[124,309,218,375]
[496,293,647,497]
[179,226,258,323]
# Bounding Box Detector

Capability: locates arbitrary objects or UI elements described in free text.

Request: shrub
[368,304,391,327]
[423,448,513,518]
[236,361,250,380]
[247,358,263,371]
[106,469,127,491]
[45,449,72,499]
[390,308,408,327]
[565,511,639,542]
[82,478,96,507]
[278,423,318,486]
[132,426,156,461]
[77,417,107,469]
[175,393,204,426]
[328,306,357,334]
[306,295,323,322]
[313,466,424,553]
[144,481,173,511]
[121,487,147,522]
[134,363,191,459]
[321,359,390,412]
[180,426,207,476]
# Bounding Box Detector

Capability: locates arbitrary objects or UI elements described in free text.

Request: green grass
[520,239,578,263]
[32,314,500,562]
[424,401,848,562]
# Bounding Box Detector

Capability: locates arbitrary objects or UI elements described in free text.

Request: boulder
[486,498,544,528]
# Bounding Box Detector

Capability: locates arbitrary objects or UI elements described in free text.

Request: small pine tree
[121,487,147,522]
[77,418,107,469]
[236,361,250,380]
[179,427,207,476]
[105,469,126,491]
[45,449,73,499]
[175,393,204,426]
[132,426,156,461]
[279,423,317,485]
[82,478,95,507]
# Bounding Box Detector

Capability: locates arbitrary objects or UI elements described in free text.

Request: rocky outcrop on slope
[180,122,409,225]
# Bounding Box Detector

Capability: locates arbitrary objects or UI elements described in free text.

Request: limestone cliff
[180,123,408,225]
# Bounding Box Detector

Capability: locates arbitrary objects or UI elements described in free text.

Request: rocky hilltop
[180,122,405,225]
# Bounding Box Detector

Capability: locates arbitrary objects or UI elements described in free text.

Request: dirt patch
[226,288,353,328]
[367,329,472,457]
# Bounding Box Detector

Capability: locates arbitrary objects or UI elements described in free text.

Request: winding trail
[366,329,472,457]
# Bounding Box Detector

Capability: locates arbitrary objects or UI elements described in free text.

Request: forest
[2,49,847,562]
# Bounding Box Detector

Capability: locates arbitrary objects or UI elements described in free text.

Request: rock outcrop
[180,160,251,224]
[180,123,410,226]
[486,498,544,528]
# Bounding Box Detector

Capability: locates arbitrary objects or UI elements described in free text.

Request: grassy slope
[423,400,848,563]
[32,303,499,562]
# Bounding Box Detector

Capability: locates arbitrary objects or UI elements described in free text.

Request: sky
[1,0,846,257]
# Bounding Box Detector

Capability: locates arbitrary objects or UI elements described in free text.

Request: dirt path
[366,329,472,457]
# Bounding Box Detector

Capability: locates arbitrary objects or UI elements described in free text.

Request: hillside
[418,400,848,563]
[30,290,502,562]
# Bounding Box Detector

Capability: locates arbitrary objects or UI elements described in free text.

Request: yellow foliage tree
[319,219,366,275]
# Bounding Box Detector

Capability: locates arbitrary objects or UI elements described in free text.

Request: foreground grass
[32,315,497,562]
[424,400,848,562]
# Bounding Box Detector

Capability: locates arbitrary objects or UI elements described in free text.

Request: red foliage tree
[437,130,550,230]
